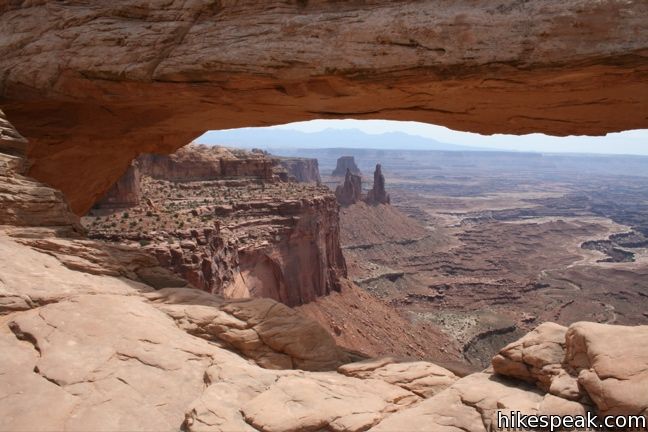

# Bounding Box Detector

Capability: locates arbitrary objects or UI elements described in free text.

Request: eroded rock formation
[2,2,648,430]
[276,157,321,183]
[335,168,363,206]
[0,152,79,230]
[332,156,362,177]
[138,144,275,182]
[2,2,647,213]
[94,161,141,209]
[85,145,346,307]
[365,164,390,205]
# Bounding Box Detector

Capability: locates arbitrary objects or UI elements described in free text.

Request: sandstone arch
[1,1,647,214]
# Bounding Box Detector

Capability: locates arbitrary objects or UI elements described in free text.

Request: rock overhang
[0,0,646,213]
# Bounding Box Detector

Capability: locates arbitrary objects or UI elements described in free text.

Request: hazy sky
[268,120,648,156]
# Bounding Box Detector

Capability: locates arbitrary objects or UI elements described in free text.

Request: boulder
[370,372,590,432]
[565,322,648,416]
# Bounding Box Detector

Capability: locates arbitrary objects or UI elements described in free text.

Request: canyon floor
[289,149,648,368]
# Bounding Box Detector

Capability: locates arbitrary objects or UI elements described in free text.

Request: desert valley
[1,1,648,431]
[81,143,648,372]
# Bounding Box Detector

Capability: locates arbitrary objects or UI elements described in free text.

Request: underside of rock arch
[1,0,647,213]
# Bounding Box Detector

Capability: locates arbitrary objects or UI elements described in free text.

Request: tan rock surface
[0,232,416,431]
[1,293,226,431]
[242,373,419,432]
[565,322,648,416]
[1,3,646,212]
[339,357,458,398]
[0,152,79,229]
[370,372,545,432]
[148,288,349,371]
[0,328,79,432]
[492,322,569,390]
[1,194,647,431]
[370,371,593,432]
[0,234,154,314]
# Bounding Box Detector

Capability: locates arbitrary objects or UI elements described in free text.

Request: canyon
[2,138,648,431]
[1,1,648,431]
[293,148,648,368]
[85,143,460,364]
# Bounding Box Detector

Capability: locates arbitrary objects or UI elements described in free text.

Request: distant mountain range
[196,127,490,152]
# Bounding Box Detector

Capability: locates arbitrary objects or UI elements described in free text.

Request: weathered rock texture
[2,2,647,212]
[0,108,27,156]
[338,357,458,398]
[85,145,347,307]
[138,144,275,182]
[365,164,390,205]
[335,168,363,206]
[565,322,648,416]
[95,161,141,209]
[494,321,648,418]
[333,156,362,177]
[492,322,582,401]
[0,152,79,230]
[276,157,321,183]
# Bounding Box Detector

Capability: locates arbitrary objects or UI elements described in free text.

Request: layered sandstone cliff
[138,144,275,182]
[276,157,321,183]
[85,145,346,307]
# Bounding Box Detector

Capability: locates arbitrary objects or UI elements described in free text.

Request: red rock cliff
[85,146,346,307]
[236,195,347,306]
[277,157,322,183]
[335,169,363,207]
[137,144,274,182]
[94,161,141,209]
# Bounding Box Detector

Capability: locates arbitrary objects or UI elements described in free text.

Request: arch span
[1,1,647,213]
